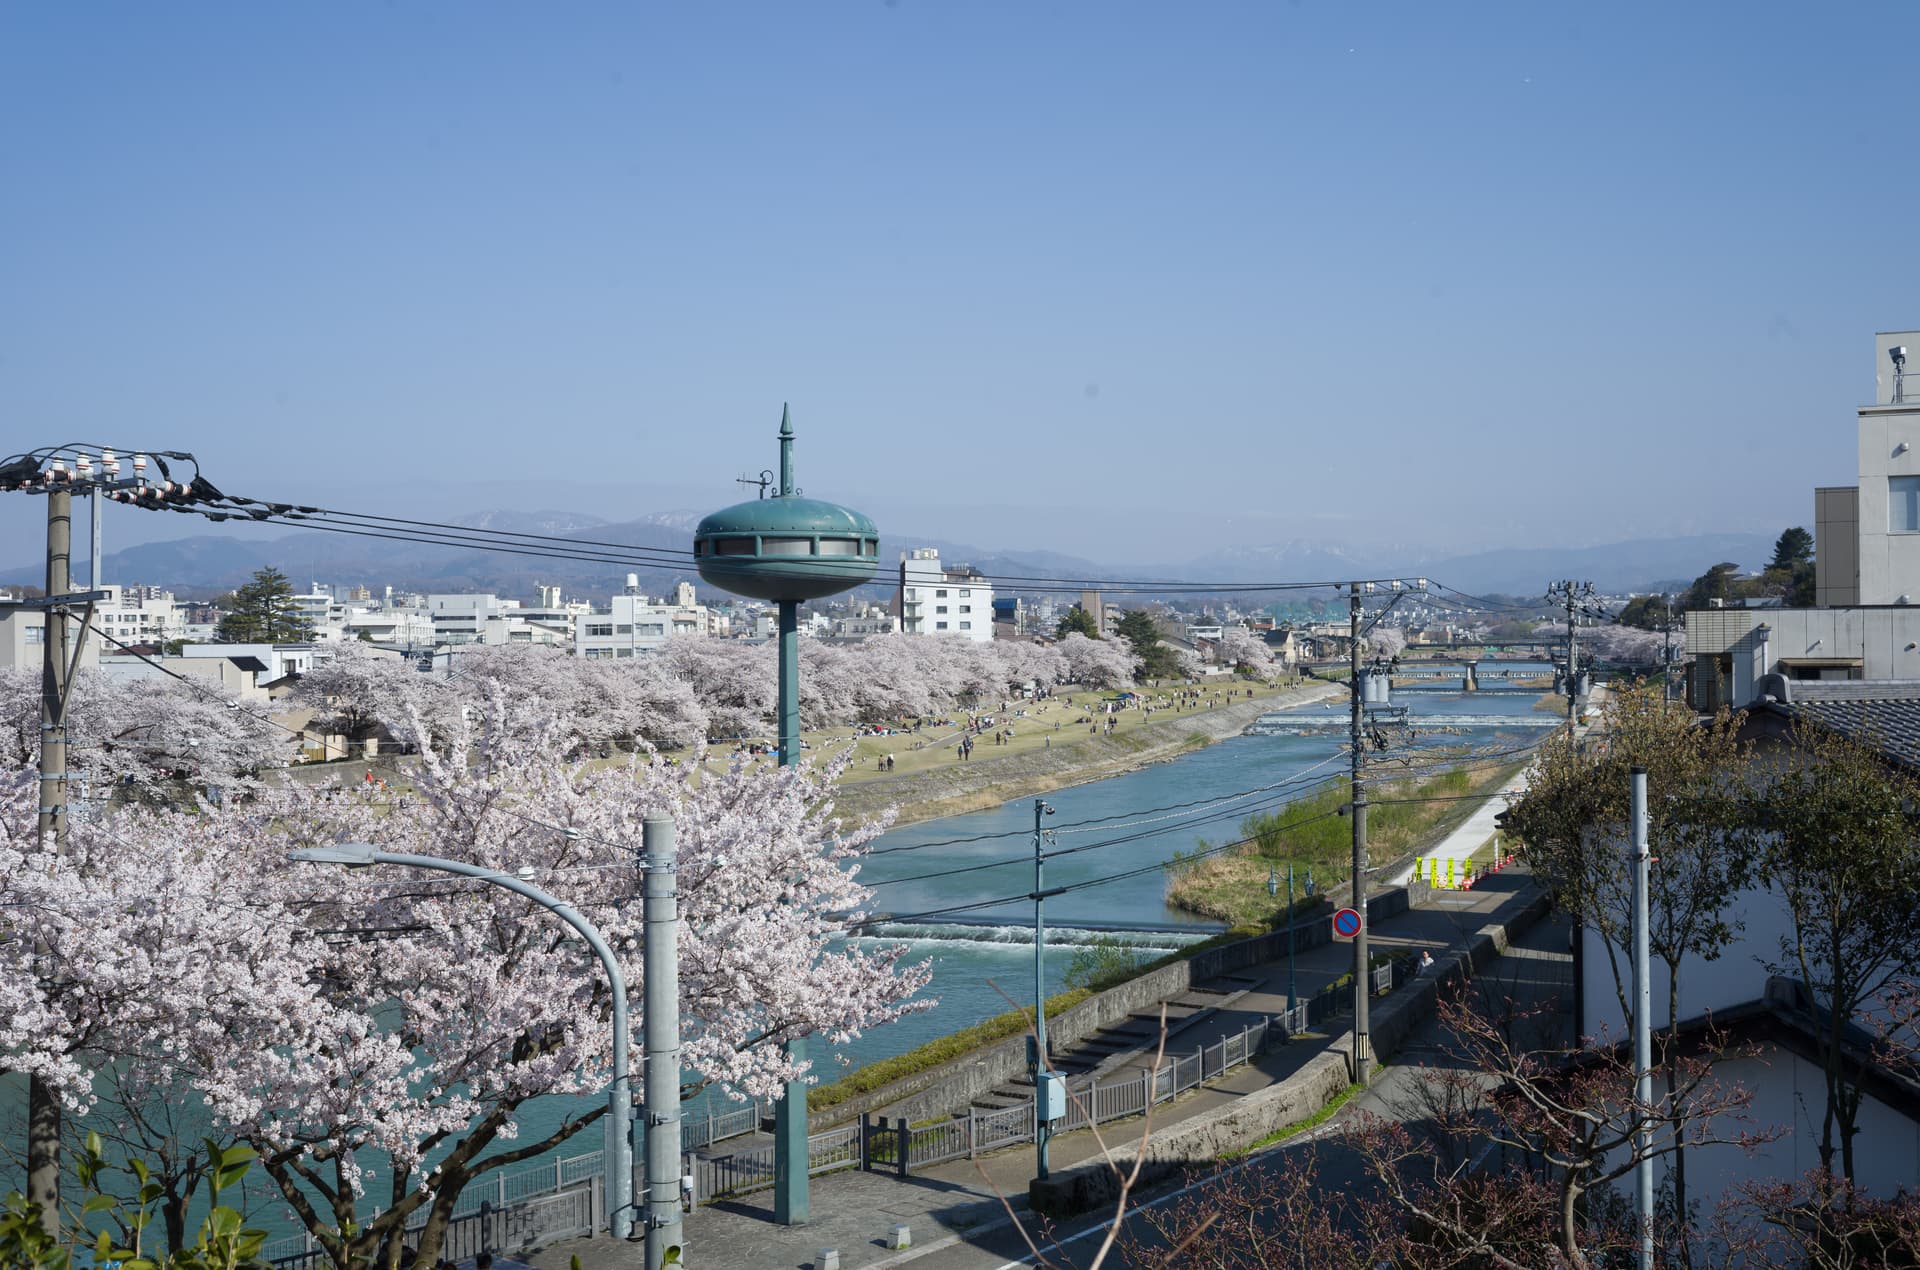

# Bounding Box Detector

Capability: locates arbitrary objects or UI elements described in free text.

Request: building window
[936,589,948,598]
[616,624,633,634]
[586,623,614,637]
[936,621,949,629]
[959,621,972,630]
[959,589,971,597]
[959,605,970,614]
[1895,477,1920,533]
[936,605,948,614]
[905,588,917,600]
[616,648,634,657]
[639,623,665,636]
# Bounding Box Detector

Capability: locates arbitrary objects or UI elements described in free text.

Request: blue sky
[1,2,1912,568]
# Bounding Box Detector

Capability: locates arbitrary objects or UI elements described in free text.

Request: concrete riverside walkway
[530,872,1545,1270]
[1387,769,1531,887]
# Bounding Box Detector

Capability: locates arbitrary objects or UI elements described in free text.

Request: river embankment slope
[831,679,1344,831]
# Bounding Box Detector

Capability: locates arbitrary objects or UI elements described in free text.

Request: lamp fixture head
[1893,345,1908,367]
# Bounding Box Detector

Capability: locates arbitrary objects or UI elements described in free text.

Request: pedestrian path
[530,873,1545,1270]
[1388,769,1530,887]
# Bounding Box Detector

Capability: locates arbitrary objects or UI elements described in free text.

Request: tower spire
[778,403,794,496]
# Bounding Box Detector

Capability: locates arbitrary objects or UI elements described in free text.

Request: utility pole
[1030,798,1058,1179]
[1348,581,1371,1085]
[1547,580,1595,739]
[1,445,205,1233]
[28,480,73,1232]
[642,813,683,1268]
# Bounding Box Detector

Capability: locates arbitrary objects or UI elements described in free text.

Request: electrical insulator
[101,448,117,474]
[133,453,148,475]
[76,454,93,478]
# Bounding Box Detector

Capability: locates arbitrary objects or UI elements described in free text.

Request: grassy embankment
[667,674,1339,828]
[1163,759,1529,927]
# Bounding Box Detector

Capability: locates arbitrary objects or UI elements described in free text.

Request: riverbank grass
[1163,760,1529,926]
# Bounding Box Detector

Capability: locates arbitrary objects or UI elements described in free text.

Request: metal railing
[266,1100,769,1265]
[273,967,1425,1263]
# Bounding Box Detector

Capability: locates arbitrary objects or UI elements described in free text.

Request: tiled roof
[1767,682,1920,771]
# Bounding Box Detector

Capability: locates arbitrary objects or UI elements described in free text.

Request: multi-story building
[426,593,520,647]
[0,603,103,672]
[86,584,188,650]
[1687,329,1920,706]
[575,579,712,659]
[898,548,994,642]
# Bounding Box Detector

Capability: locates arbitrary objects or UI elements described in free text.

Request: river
[9,670,1557,1245]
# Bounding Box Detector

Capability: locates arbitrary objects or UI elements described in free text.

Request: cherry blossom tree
[1056,632,1138,688]
[654,636,775,741]
[1364,626,1408,660]
[290,640,429,754]
[0,695,931,1268]
[1582,623,1666,667]
[0,667,290,796]
[1210,629,1277,679]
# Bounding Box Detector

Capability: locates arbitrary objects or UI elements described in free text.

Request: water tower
[693,404,877,1225]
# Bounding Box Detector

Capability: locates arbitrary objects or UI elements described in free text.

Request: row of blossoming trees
[296,633,1144,757]
[1,692,935,1267]
[0,630,1168,1266]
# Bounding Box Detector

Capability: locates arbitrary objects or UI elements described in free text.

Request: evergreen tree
[1769,526,1814,571]
[1113,609,1180,679]
[1055,606,1100,640]
[214,568,310,643]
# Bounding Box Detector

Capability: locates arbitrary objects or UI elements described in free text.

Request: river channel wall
[830,681,1343,831]
[808,885,1417,1133]
[1027,881,1553,1214]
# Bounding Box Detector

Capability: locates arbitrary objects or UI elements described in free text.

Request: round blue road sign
[1332,907,1363,938]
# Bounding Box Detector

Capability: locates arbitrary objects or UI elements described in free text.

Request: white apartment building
[340,605,439,647]
[291,585,341,641]
[576,579,712,659]
[427,593,520,647]
[90,585,187,649]
[898,549,994,643]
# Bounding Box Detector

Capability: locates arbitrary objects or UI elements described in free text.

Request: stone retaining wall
[810,885,1414,1133]
[1027,883,1550,1214]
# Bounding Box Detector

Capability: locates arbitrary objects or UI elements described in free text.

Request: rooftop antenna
[1893,345,1908,404]
[736,469,774,500]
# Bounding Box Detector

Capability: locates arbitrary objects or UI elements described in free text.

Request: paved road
[898,910,1573,1269]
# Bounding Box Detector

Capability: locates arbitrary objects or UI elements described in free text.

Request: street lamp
[289,843,642,1244]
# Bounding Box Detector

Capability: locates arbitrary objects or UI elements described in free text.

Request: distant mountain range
[0,512,1773,603]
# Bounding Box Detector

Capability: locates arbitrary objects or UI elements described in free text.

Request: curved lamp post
[289,843,640,1244]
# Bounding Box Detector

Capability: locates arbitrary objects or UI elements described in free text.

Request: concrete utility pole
[28,482,73,1232]
[642,814,684,1268]
[1348,580,1371,1085]
[1630,768,1654,1270]
[1548,579,1595,739]
[3,446,192,1234]
[1030,798,1059,1180]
